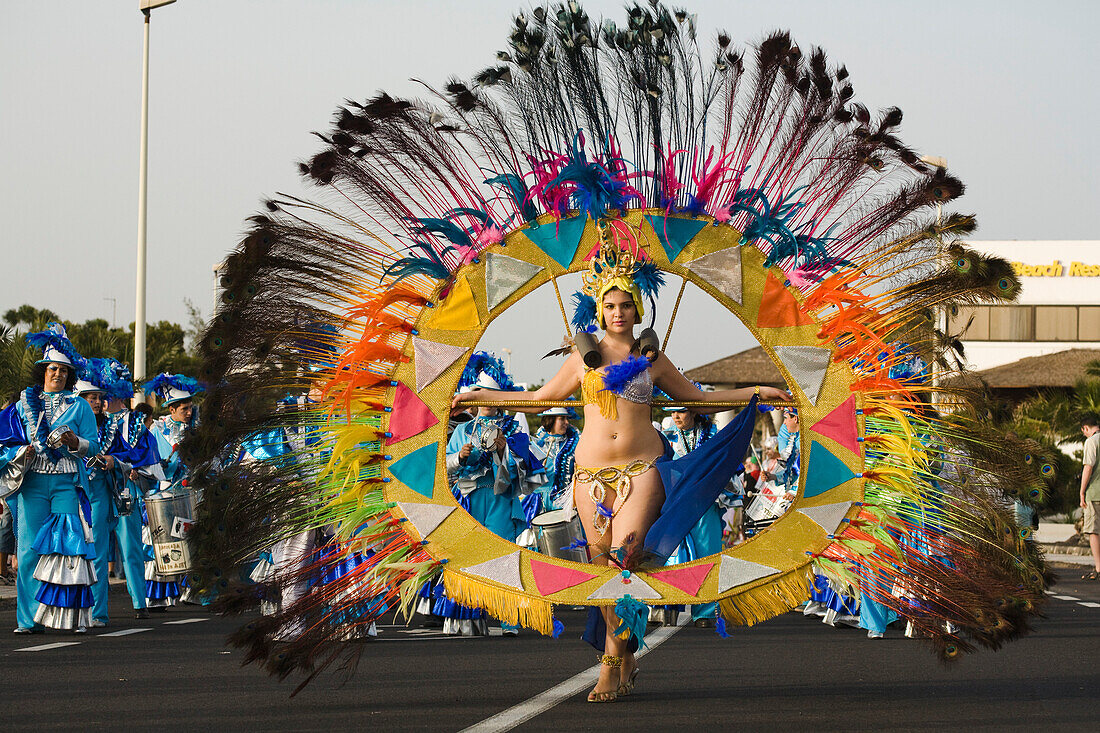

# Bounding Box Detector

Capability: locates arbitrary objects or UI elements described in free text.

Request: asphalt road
[3,566,1099,732]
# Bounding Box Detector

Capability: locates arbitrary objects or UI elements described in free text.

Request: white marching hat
[538,407,571,417]
[40,345,75,367]
[74,380,104,395]
[472,372,502,390]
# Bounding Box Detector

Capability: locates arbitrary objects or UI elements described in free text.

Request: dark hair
[30,361,78,391]
[134,403,154,418]
[1081,412,1100,429]
[540,415,564,431]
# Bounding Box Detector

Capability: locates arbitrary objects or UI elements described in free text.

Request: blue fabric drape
[643,396,758,562]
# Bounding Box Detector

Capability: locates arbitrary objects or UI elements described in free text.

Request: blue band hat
[26,322,86,372]
[144,373,205,407]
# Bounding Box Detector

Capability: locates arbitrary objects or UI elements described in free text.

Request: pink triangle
[810,395,859,456]
[649,562,715,597]
[386,382,440,445]
[530,558,599,596]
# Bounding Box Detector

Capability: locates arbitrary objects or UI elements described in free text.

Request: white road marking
[460,614,689,733]
[1078,601,1100,608]
[163,618,209,625]
[15,642,82,652]
[100,628,153,637]
[1053,595,1079,601]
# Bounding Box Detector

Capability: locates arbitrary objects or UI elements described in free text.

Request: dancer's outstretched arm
[651,352,791,413]
[451,352,583,415]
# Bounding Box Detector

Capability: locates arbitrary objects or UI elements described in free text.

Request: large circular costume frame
[382,209,864,631]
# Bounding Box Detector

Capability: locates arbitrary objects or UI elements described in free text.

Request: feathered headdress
[79,357,134,401]
[458,351,521,391]
[25,322,86,372]
[179,2,1047,687]
[144,373,204,406]
[572,221,666,330]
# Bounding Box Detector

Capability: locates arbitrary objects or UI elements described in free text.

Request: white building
[952,241,1100,371]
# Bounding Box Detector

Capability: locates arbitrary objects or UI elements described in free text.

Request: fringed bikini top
[581,355,653,420]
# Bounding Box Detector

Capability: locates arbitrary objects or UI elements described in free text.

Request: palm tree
[0,326,35,404]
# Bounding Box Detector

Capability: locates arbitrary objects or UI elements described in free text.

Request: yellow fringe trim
[442,570,554,637]
[582,369,618,420]
[719,567,814,627]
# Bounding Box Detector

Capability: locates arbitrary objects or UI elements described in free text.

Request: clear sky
[3,1,1097,383]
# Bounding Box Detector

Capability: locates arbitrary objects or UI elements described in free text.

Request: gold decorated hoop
[382,210,863,631]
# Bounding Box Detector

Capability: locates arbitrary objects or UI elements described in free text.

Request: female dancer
[453,249,789,702]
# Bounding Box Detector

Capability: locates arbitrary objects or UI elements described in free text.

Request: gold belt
[574,458,657,538]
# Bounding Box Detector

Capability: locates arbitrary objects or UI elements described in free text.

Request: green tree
[0,304,203,396]
[1007,359,1100,515]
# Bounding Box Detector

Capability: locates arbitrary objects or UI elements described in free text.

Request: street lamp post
[134,0,176,396]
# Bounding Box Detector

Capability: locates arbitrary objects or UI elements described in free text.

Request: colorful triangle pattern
[644,215,709,262]
[717,555,779,593]
[412,337,468,391]
[396,501,455,541]
[386,382,439,445]
[649,562,715,597]
[797,502,853,535]
[803,440,858,499]
[463,551,524,590]
[486,252,542,311]
[587,571,662,600]
[389,443,438,499]
[530,558,599,596]
[524,215,586,268]
[684,246,742,303]
[774,346,830,405]
[810,395,860,455]
[431,275,480,330]
[757,272,815,329]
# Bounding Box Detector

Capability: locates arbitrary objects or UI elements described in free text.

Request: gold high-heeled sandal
[587,654,621,703]
[617,661,640,696]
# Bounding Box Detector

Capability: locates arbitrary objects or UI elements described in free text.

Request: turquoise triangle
[803,440,857,498]
[523,216,586,268]
[644,215,708,262]
[389,443,438,498]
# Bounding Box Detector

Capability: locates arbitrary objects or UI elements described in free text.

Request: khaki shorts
[1085,501,1100,535]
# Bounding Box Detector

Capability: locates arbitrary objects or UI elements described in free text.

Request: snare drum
[145,487,202,576]
[531,509,588,563]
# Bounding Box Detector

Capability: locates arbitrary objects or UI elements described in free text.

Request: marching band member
[102,359,159,620]
[442,355,543,635]
[0,324,99,633]
[74,373,120,627]
[141,373,203,608]
[532,407,579,514]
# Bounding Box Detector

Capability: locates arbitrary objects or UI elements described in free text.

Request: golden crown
[581,219,642,298]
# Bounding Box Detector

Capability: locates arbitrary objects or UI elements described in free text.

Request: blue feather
[570,292,597,331]
[458,351,519,391]
[715,618,730,638]
[25,322,87,372]
[551,617,565,639]
[612,593,649,649]
[600,355,649,396]
[409,217,474,248]
[633,262,666,300]
[544,133,638,221]
[143,373,205,401]
[485,173,538,222]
